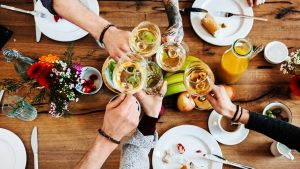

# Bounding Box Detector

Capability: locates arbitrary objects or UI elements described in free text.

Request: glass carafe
[218,39,253,84]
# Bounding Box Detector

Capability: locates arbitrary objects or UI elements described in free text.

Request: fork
[213,11,268,21]
[0,4,46,18]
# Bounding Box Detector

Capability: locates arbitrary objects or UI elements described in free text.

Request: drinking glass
[143,61,163,95]
[156,42,186,72]
[113,53,146,94]
[1,94,37,121]
[129,21,161,58]
[184,61,215,97]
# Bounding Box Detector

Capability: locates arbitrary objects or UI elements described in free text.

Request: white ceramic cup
[216,115,242,134]
[264,41,289,64]
[270,141,294,160]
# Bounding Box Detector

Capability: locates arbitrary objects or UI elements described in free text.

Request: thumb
[205,94,217,107]
[156,81,168,99]
[106,94,126,110]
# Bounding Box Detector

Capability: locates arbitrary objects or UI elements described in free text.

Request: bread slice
[201,13,221,38]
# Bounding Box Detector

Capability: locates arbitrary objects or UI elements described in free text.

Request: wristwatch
[96,24,115,49]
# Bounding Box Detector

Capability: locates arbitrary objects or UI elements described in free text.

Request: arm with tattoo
[162,0,184,43]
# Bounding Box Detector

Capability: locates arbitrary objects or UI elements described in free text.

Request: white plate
[208,110,249,145]
[152,125,222,169]
[190,0,254,46]
[34,0,100,42]
[0,128,26,169]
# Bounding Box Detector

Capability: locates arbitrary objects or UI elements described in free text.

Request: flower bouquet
[280,48,300,99]
[26,54,83,117]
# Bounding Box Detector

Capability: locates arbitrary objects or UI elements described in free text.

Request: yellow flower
[39,54,60,63]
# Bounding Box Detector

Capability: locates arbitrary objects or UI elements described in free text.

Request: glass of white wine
[184,61,215,97]
[113,53,146,94]
[156,42,186,72]
[143,61,163,95]
[129,21,161,58]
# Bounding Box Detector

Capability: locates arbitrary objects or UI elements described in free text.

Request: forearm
[53,0,110,39]
[162,0,181,26]
[245,111,300,151]
[74,135,118,169]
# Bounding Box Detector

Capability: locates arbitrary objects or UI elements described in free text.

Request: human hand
[135,81,167,118]
[102,94,140,140]
[205,85,236,119]
[103,27,131,61]
[247,0,265,7]
[162,23,184,43]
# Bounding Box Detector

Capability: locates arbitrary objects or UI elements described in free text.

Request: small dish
[262,102,292,123]
[76,66,103,95]
[208,110,249,145]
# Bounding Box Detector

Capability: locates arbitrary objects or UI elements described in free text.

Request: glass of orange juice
[218,39,253,84]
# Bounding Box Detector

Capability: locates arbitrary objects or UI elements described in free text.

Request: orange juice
[218,39,252,84]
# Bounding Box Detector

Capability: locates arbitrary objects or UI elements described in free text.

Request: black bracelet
[98,129,121,145]
[99,24,115,44]
[231,105,239,121]
[236,107,243,122]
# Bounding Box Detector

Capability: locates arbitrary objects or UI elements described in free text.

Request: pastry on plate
[201,13,221,38]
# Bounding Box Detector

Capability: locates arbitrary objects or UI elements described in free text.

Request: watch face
[95,39,105,48]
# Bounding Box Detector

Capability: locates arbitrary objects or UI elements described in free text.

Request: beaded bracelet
[236,107,243,122]
[98,129,121,145]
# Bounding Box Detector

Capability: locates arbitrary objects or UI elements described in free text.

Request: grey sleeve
[41,0,57,14]
[120,130,158,169]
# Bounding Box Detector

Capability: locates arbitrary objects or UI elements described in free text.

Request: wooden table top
[1,0,300,169]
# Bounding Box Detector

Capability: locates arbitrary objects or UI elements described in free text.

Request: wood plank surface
[0,0,300,169]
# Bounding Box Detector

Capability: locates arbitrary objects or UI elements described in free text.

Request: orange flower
[39,54,60,64]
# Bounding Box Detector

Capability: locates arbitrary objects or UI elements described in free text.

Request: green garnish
[266,109,276,119]
[142,31,156,45]
[107,60,116,82]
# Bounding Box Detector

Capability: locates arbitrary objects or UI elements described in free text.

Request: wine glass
[156,42,186,72]
[143,61,163,95]
[113,53,146,94]
[129,21,161,58]
[183,61,215,97]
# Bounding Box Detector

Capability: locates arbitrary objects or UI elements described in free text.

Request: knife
[152,7,208,14]
[197,151,254,169]
[33,0,42,42]
[31,126,38,169]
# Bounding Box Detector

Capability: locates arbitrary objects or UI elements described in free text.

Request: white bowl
[76,66,103,95]
[264,41,289,64]
[262,102,292,123]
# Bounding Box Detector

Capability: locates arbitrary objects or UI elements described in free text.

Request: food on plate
[266,108,289,122]
[54,15,62,22]
[177,143,186,154]
[193,97,212,110]
[201,13,221,37]
[180,165,188,169]
[190,162,199,169]
[177,91,195,112]
[220,84,235,99]
[162,149,173,164]
[221,23,227,28]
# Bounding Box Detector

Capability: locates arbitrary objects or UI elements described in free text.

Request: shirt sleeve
[41,0,57,15]
[119,130,158,169]
[245,111,300,152]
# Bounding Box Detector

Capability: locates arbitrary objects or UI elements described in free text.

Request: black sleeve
[245,111,300,152]
[41,0,57,15]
